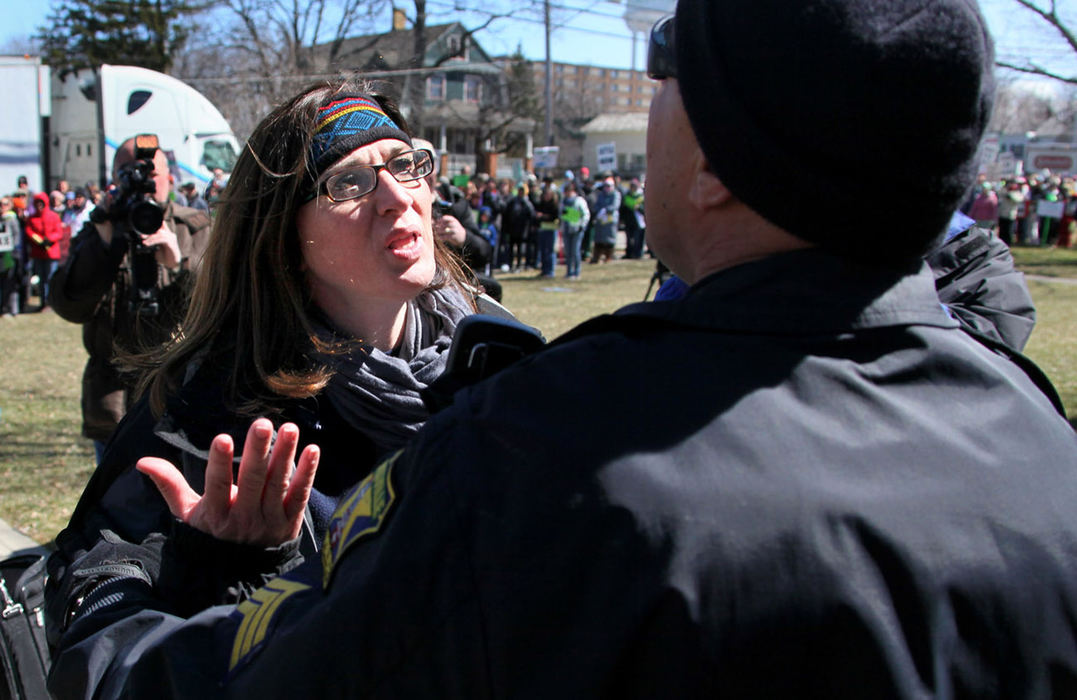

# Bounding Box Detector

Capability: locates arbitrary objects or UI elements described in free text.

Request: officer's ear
[687,151,734,212]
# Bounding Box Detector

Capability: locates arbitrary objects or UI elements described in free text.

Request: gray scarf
[320,285,473,455]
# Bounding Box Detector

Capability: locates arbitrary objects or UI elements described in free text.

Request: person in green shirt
[560,181,590,279]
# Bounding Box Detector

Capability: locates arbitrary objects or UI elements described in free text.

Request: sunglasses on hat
[647,15,676,80]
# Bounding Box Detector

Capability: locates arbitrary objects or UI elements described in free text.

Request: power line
[425,0,640,41]
[428,0,634,22]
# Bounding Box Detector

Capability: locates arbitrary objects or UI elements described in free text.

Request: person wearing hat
[590,175,620,263]
[180,181,210,213]
[61,188,93,242]
[46,1,1077,696]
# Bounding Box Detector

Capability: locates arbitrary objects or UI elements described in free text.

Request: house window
[450,129,475,154]
[465,76,482,103]
[610,69,619,79]
[427,75,446,100]
[446,35,469,60]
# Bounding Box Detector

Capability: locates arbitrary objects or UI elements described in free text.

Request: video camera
[112,134,165,237]
[89,134,167,316]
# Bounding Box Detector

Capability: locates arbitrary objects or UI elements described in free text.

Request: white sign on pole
[978,136,999,175]
[533,146,559,170]
[596,142,618,172]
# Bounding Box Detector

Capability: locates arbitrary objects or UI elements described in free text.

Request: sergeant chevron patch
[228,577,311,672]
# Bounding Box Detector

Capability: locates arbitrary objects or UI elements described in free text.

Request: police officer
[49,0,1077,697]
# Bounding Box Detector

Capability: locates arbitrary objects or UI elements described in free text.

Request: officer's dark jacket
[50,249,1077,698]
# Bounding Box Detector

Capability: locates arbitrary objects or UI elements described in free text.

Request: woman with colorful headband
[45,78,503,620]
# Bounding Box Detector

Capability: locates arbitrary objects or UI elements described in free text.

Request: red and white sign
[1033,154,1075,171]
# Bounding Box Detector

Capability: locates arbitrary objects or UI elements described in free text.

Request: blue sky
[3,0,1075,78]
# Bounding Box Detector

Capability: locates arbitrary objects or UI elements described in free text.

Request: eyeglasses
[647,15,676,80]
[318,148,434,203]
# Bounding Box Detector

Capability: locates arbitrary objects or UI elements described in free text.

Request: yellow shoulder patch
[321,451,399,588]
[228,577,311,672]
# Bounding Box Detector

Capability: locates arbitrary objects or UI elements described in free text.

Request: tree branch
[1012,0,1077,54]
[996,60,1077,86]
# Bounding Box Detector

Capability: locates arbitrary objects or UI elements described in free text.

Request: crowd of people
[2,160,646,322]
[422,165,648,282]
[1,177,97,317]
[0,171,223,319]
[963,172,1077,247]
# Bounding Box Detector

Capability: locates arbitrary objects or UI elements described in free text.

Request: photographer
[49,135,211,463]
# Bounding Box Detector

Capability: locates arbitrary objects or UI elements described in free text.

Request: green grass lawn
[1010,245,1077,280]
[1,253,1074,544]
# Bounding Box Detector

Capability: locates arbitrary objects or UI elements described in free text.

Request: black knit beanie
[673,0,996,265]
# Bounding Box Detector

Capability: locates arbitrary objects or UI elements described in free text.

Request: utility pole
[544,0,553,146]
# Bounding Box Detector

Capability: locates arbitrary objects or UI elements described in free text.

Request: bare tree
[996,0,1077,85]
[0,36,39,55]
[214,0,389,77]
[989,77,1077,138]
[174,0,390,138]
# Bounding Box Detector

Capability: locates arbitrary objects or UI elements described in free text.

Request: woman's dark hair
[131,76,475,417]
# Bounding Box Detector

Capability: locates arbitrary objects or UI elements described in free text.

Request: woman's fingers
[264,423,300,507]
[136,457,201,522]
[233,418,274,516]
[138,419,321,547]
[283,445,320,529]
[199,433,237,525]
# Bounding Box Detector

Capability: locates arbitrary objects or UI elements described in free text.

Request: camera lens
[129,199,164,235]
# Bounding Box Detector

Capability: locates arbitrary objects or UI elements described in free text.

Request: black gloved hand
[157,520,304,616]
[57,530,166,634]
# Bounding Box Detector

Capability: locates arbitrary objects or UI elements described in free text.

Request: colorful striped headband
[308,93,411,184]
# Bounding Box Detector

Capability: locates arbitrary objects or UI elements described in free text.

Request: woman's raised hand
[136,418,320,548]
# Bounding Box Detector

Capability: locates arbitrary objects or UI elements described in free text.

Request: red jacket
[25,192,63,261]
